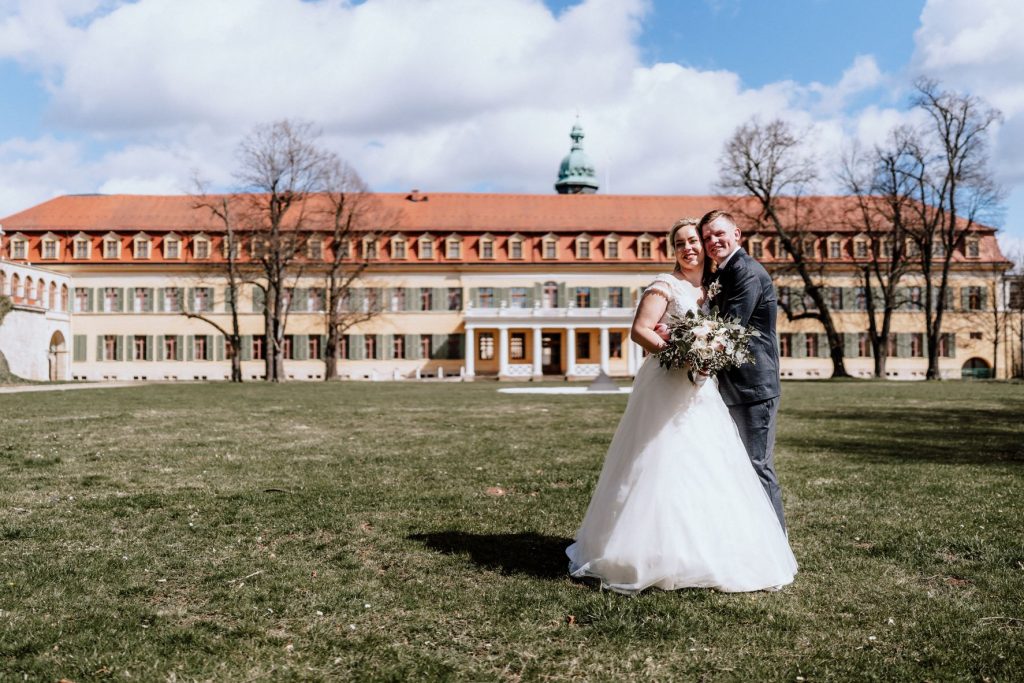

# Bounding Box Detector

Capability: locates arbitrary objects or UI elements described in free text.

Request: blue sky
[0,0,1021,254]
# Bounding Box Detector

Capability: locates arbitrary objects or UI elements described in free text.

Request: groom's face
[703,217,741,265]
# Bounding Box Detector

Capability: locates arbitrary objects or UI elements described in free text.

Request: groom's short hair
[698,209,737,233]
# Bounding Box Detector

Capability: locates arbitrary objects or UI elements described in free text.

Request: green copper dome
[555,122,599,194]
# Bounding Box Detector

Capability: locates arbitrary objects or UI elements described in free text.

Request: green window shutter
[843,332,857,358]
[175,336,184,360]
[404,287,416,311]
[469,288,479,308]
[73,335,86,362]
[225,286,235,313]
[156,335,165,361]
[557,283,567,308]
[187,335,194,361]
[947,333,956,358]
[428,288,440,311]
[253,286,265,312]
[96,336,103,361]
[186,288,194,312]
[157,288,165,312]
[350,334,365,360]
[146,335,154,361]
[960,287,969,311]
[979,288,988,310]
[292,288,307,312]
[533,282,543,307]
[816,333,829,358]
[793,333,806,358]
[115,288,125,312]
[116,336,125,361]
[431,333,446,359]
[382,334,394,360]
[144,287,154,312]
[294,334,308,360]
[405,334,419,359]
[241,335,252,361]
[840,287,854,311]
[896,333,910,358]
[216,335,225,361]
[85,288,95,312]
[319,335,327,360]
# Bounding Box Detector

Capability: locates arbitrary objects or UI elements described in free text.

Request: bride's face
[673,225,704,271]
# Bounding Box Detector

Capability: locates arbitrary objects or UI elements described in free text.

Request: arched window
[49,282,57,309]
[11,274,21,300]
[25,276,34,303]
[61,284,69,311]
[0,270,6,296]
[36,278,45,304]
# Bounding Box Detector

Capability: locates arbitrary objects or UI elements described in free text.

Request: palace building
[0,125,1016,381]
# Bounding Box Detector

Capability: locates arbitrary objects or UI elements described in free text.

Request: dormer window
[362,235,379,260]
[222,236,239,260]
[605,234,620,259]
[193,234,211,260]
[880,238,893,259]
[418,234,434,260]
[445,234,462,260]
[335,238,351,259]
[164,234,181,259]
[827,234,843,260]
[965,236,980,259]
[479,234,495,260]
[41,233,60,260]
[802,238,818,259]
[73,234,91,260]
[542,233,558,260]
[854,236,869,259]
[133,233,151,260]
[102,233,121,259]
[748,236,764,260]
[576,234,591,260]
[10,234,28,260]
[508,234,524,260]
[637,234,653,260]
[391,235,407,260]
[905,238,920,258]
[306,237,322,260]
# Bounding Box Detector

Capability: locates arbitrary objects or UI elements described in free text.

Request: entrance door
[541,333,562,375]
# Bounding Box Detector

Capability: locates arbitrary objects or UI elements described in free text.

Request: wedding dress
[566,273,798,594]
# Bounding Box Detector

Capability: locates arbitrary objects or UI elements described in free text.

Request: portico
[463,305,643,380]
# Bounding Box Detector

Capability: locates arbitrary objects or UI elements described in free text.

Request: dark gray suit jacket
[712,248,781,406]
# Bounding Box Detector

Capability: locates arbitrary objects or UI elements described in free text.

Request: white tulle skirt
[566,357,798,594]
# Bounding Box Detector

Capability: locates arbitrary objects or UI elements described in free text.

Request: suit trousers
[728,397,786,532]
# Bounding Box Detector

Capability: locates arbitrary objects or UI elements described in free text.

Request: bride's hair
[668,218,712,282]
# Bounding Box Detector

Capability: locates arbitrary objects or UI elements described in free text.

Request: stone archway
[961,357,991,380]
[48,331,67,381]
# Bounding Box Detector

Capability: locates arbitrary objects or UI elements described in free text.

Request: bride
[566,218,797,594]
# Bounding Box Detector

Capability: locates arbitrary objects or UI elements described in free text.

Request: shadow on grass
[783,407,1023,465]
[408,531,572,580]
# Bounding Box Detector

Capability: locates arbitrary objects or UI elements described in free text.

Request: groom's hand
[654,323,670,341]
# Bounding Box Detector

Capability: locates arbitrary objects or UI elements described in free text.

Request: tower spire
[555,120,599,194]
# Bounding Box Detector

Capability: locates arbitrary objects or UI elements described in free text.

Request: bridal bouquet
[657,308,760,383]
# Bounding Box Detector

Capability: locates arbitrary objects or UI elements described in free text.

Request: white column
[464,326,475,378]
[531,327,543,378]
[566,327,576,377]
[498,326,509,377]
[599,326,610,374]
[626,334,637,376]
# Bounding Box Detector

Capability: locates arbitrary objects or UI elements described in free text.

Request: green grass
[1,380,1022,681]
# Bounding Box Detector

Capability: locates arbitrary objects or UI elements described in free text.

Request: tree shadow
[408,531,573,580]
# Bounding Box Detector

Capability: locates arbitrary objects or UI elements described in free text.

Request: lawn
[1,380,1022,681]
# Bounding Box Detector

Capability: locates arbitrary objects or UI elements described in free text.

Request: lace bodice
[645,273,704,319]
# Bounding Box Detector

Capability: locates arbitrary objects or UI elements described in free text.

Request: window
[966,238,980,258]
[908,286,922,309]
[750,239,763,260]
[508,236,523,260]
[336,239,350,259]
[419,236,434,259]
[576,235,591,259]
[608,287,624,308]
[195,335,209,361]
[478,287,495,309]
[543,281,558,308]
[805,334,818,357]
[479,236,494,260]
[74,238,90,259]
[194,238,210,260]
[281,335,294,360]
[391,335,404,359]
[779,333,792,357]
[420,288,433,310]
[576,332,591,360]
[164,236,180,259]
[575,287,591,308]
[363,236,378,260]
[509,287,527,309]
[479,332,495,360]
[880,239,893,259]
[134,237,150,259]
[445,236,462,259]
[164,336,179,361]
[933,240,946,257]
[969,331,983,340]
[910,333,924,358]
[134,336,148,361]
[11,238,28,259]
[103,238,120,259]
[858,333,871,358]
[605,236,619,259]
[510,333,526,360]
[609,332,623,359]
[938,333,955,358]
[193,287,211,312]
[391,237,407,260]
[104,335,118,361]
[855,240,868,258]
[364,335,377,360]
[42,239,58,260]
[134,287,150,312]
[542,235,558,260]
[420,335,432,359]
[829,240,842,259]
[829,287,843,310]
[252,337,265,361]
[802,239,817,259]
[905,239,920,257]
[75,288,89,313]
[307,239,323,260]
[308,336,321,360]
[447,288,462,311]
[966,286,983,310]
[103,287,119,313]
[222,237,239,261]
[855,287,867,311]
[165,288,182,312]
[638,237,652,259]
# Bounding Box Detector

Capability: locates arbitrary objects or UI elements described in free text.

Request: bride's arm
[630,291,670,353]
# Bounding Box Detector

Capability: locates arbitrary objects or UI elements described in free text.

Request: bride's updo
[668,217,714,285]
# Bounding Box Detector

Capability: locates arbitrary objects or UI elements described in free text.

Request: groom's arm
[720,265,762,327]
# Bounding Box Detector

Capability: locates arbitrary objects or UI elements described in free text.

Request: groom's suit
[712,247,786,531]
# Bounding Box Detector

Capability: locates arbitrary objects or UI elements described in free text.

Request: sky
[1,0,1023,255]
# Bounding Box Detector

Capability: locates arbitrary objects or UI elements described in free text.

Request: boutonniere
[706,280,722,300]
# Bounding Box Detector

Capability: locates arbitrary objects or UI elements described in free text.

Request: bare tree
[233,120,333,382]
[320,158,394,380]
[1001,247,1024,378]
[839,129,920,377]
[903,79,1004,380]
[719,118,850,378]
[184,188,248,382]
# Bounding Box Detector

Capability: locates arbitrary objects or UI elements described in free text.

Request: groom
[698,209,786,531]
